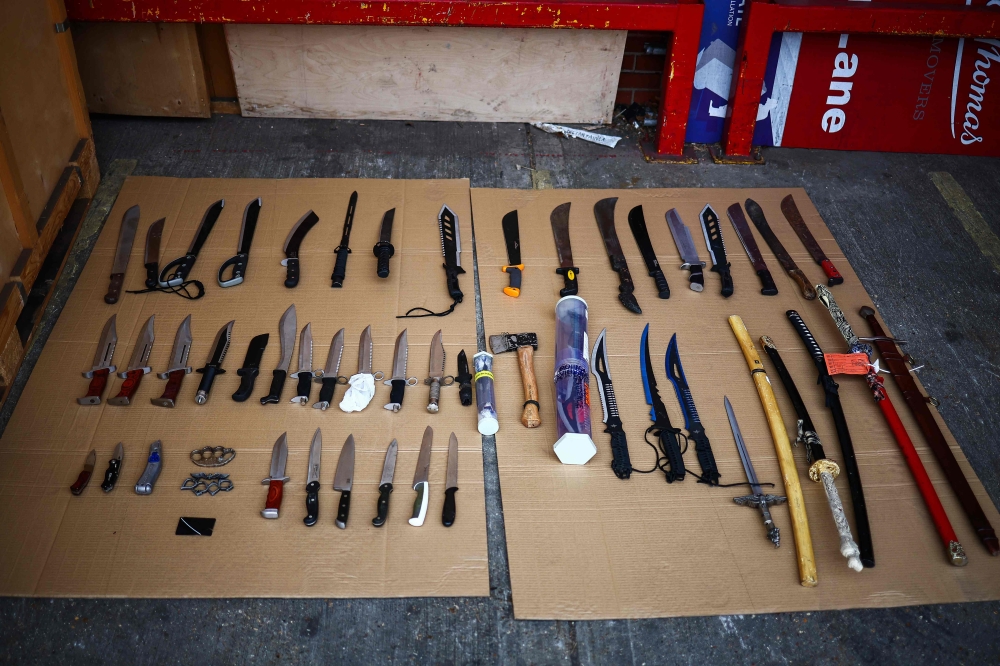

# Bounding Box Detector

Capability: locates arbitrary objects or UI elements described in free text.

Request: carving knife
[218,197,262,287]
[108,315,155,406]
[780,194,844,286]
[100,442,124,493]
[425,329,448,413]
[665,208,706,292]
[726,202,778,296]
[159,199,225,288]
[331,191,357,288]
[261,432,290,519]
[501,210,524,297]
[135,440,163,495]
[303,428,322,527]
[372,439,398,527]
[281,211,320,288]
[105,204,140,304]
[195,320,234,405]
[594,197,641,314]
[744,198,817,300]
[409,426,433,527]
[289,323,314,405]
[384,329,415,412]
[373,208,395,278]
[261,304,296,405]
[549,202,578,296]
[442,432,459,527]
[333,434,355,529]
[143,217,164,289]
[313,328,345,410]
[699,204,734,297]
[150,314,193,408]
[232,333,269,402]
[70,449,97,495]
[627,205,670,299]
[78,314,118,405]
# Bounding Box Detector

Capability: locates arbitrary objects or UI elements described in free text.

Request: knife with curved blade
[594,197,641,314]
[105,205,140,304]
[195,320,234,405]
[108,315,155,406]
[627,205,670,299]
[780,194,844,286]
[744,198,816,300]
[159,199,225,288]
[550,202,579,297]
[219,197,262,287]
[281,211,320,288]
[290,323,314,405]
[261,305,296,405]
[591,328,632,479]
[666,333,720,485]
[78,314,118,405]
[313,328,345,410]
[151,314,193,408]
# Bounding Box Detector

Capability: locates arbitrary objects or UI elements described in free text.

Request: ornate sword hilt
[733,492,787,547]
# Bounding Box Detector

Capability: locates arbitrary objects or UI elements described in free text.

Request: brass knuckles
[190,446,236,467]
[181,473,234,496]
[423,375,456,386]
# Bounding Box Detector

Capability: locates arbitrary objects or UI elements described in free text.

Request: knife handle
[757,269,779,296]
[714,264,734,298]
[607,426,633,479]
[195,365,225,405]
[70,469,92,495]
[331,247,350,288]
[373,241,394,278]
[218,254,247,288]
[444,264,465,302]
[313,377,338,410]
[409,481,428,526]
[385,378,405,412]
[291,372,312,404]
[159,255,194,287]
[458,380,472,406]
[427,378,441,413]
[262,480,283,518]
[151,369,186,408]
[442,487,458,527]
[145,262,159,289]
[502,264,523,298]
[78,368,110,405]
[517,346,541,428]
[104,273,125,305]
[689,426,721,486]
[820,259,844,286]
[108,369,145,406]
[283,257,300,288]
[556,266,579,297]
[686,264,705,292]
[303,480,320,527]
[788,268,817,300]
[650,268,670,299]
[372,483,393,527]
[336,490,351,529]
[260,369,286,405]
[232,366,259,402]
[101,457,122,492]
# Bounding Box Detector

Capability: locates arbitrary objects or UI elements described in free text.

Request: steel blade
[238,198,262,255]
[699,204,727,268]
[84,449,96,471]
[297,323,313,373]
[188,200,225,255]
[445,432,458,490]
[501,211,521,266]
[725,397,763,494]
[111,205,141,274]
[590,328,612,424]
[126,316,156,370]
[333,434,355,491]
[206,320,234,367]
[322,328,345,376]
[380,439,398,486]
[306,428,322,485]
[358,325,373,374]
[378,209,395,243]
[428,329,445,378]
[744,199,798,272]
[412,426,433,487]
[550,202,574,268]
[665,209,702,266]
[276,305,296,372]
[726,203,768,272]
[91,314,118,370]
[268,432,288,478]
[594,197,625,256]
[390,329,408,380]
[627,205,661,275]
[666,333,699,430]
[165,315,193,372]
[113,442,124,460]
[283,211,320,257]
[143,218,164,265]
[439,205,462,268]
[241,333,269,370]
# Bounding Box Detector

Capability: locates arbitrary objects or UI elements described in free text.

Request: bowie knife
[627,205,670,299]
[665,208,705,292]
[159,199,224,288]
[195,320,234,405]
[261,432,290,519]
[409,426,433,527]
[456,349,472,406]
[594,197,641,314]
[331,191,357,288]
[218,197,262,287]
[313,328,345,410]
[744,198,816,300]
[550,202,578,297]
[781,194,843,286]
[726,202,778,296]
[150,314,193,408]
[373,208,396,278]
[261,305,296,405]
[70,449,97,495]
[425,329,448,413]
[108,315,155,406]
[104,205,140,304]
[442,432,459,527]
[384,329,415,412]
[289,323,314,405]
[372,439,398,527]
[333,434,355,529]
[100,442,125,493]
[232,333,269,402]
[725,397,786,548]
[700,204,734,297]
[135,440,163,495]
[640,324,685,482]
[78,314,118,405]
[281,211,320,288]
[357,325,378,376]
[591,328,632,479]
[501,210,524,298]
[666,333,721,485]
[304,428,322,527]
[143,217,164,289]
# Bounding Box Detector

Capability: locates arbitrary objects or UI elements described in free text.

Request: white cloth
[339,373,375,412]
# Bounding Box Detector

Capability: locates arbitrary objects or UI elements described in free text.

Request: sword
[725,397,786,548]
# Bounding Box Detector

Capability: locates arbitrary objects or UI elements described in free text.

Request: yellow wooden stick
[728,315,818,588]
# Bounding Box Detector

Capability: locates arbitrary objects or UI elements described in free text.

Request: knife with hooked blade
[501,210,524,298]
[372,439,398,527]
[627,205,670,299]
[261,433,290,519]
[78,314,118,405]
[331,191,357,288]
[100,443,124,493]
[261,305,296,405]
[304,428,322,527]
[373,208,396,278]
[195,320,234,405]
[143,217,164,289]
[594,197,641,314]
[232,333,269,402]
[384,329,417,412]
[442,432,459,527]
[700,204,734,297]
[159,199,225,288]
[108,315,155,406]
[150,314,193,408]
[70,449,97,495]
[313,328,345,410]
[333,434,355,529]
[550,202,579,297]
[409,426,433,527]
[425,329,452,413]
[744,198,816,300]
[105,205,140,304]
[726,202,778,296]
[290,323,314,405]
[780,194,844,287]
[218,197,262,287]
[665,208,706,292]
[591,328,632,480]
[281,211,320,288]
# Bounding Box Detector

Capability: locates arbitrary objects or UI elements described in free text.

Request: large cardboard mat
[0,177,489,598]
[472,187,1000,620]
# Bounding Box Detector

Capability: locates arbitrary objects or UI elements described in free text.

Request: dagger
[289,323,314,405]
[331,191,357,288]
[725,397,786,548]
[107,315,155,406]
[78,314,117,405]
[105,205,140,304]
[151,315,193,408]
[313,328,346,410]
[195,320,234,405]
[372,439,398,527]
[373,208,396,278]
[218,197,262,288]
[232,333,269,402]
[261,304,296,405]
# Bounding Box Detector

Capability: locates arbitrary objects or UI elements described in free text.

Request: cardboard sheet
[0,177,489,598]
[471,187,1000,620]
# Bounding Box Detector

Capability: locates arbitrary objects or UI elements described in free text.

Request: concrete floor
[1,114,999,664]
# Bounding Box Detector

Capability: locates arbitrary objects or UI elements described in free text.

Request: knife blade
[159,199,225,288]
[219,197,262,288]
[232,333,269,402]
[290,323,314,405]
[70,449,97,495]
[372,439,398,527]
[594,197,641,314]
[665,208,705,292]
[744,198,816,300]
[313,328,345,411]
[195,320,234,405]
[304,428,322,527]
[104,204,140,304]
[143,218,164,289]
[627,205,670,299]
[107,315,155,406]
[425,329,448,413]
[780,194,844,286]
[261,304,296,405]
[281,210,320,288]
[78,314,118,405]
[550,202,579,297]
[333,434,355,529]
[150,314,193,408]
[261,432,290,519]
[700,204,734,297]
[442,432,459,527]
[373,208,396,278]
[639,323,685,482]
[331,191,357,288]
[726,202,778,296]
[590,328,632,479]
[358,325,374,375]
[409,426,433,527]
[501,210,524,298]
[384,329,415,412]
[100,442,125,493]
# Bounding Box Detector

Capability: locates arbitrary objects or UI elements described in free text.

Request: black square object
[176,517,216,536]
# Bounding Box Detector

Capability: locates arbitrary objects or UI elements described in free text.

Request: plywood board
[73,23,210,118]
[226,25,626,123]
[0,177,488,598]
[471,187,1000,620]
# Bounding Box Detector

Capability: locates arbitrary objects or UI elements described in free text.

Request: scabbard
[729,315,817,587]
[861,308,998,556]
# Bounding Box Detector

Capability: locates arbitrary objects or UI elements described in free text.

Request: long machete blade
[550,202,578,296]
[594,197,641,314]
[780,194,844,286]
[627,205,670,299]
[744,198,816,300]
[727,202,778,296]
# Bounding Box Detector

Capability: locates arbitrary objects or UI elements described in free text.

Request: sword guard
[733,493,787,508]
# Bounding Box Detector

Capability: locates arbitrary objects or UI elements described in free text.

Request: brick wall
[616,31,668,107]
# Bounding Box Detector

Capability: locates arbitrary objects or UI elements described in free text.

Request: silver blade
[666,209,702,266]
[275,305,296,372]
[83,449,96,471]
[550,202,574,267]
[590,328,612,423]
[380,439,398,486]
[379,209,395,243]
[428,329,445,379]
[164,315,193,372]
[206,320,234,367]
[113,442,124,461]
[333,434,355,492]
[699,205,720,267]
[445,432,458,490]
[90,314,118,370]
[358,325,373,374]
[144,218,164,265]
[125,316,155,370]
[322,328,345,376]
[306,428,322,485]
[412,425,433,487]
[725,397,763,495]
[111,205,140,274]
[268,432,289,478]
[297,323,313,373]
[390,329,408,380]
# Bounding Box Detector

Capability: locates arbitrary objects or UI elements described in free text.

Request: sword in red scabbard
[815,285,967,567]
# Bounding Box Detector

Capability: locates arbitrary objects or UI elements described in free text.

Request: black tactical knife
[456,349,472,406]
[699,204,734,297]
[218,197,262,287]
[232,333,269,402]
[373,208,395,278]
[159,199,225,288]
[195,320,234,405]
[281,211,320,288]
[331,191,357,288]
